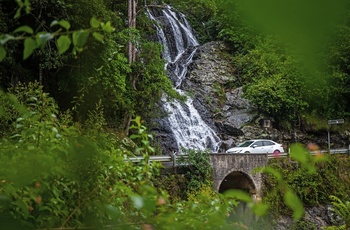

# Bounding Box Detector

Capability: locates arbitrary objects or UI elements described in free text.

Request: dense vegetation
[1,0,350,229]
[169,0,350,127]
[264,153,350,229]
[0,82,242,229]
[0,0,177,135]
[2,0,350,131]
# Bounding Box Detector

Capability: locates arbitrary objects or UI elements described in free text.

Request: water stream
[147,6,221,153]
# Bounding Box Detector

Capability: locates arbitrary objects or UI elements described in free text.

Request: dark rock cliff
[182,41,350,152]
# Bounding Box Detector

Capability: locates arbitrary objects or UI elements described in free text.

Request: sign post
[328,119,344,152]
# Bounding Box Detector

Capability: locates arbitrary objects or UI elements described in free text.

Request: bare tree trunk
[132,0,137,63]
[128,0,137,64]
[124,113,132,136]
[128,0,133,64]
[126,0,138,135]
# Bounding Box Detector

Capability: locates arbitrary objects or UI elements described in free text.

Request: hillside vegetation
[1,0,350,229]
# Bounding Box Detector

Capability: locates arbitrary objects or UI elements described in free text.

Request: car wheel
[273,150,280,155]
[244,151,250,154]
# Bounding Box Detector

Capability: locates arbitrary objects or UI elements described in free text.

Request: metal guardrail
[125,154,188,167]
[269,148,350,159]
[127,155,172,163]
[328,148,349,154]
[267,152,288,159]
[125,148,349,164]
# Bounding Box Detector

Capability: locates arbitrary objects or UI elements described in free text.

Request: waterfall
[147,6,221,153]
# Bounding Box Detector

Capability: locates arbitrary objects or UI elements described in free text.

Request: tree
[128,0,137,64]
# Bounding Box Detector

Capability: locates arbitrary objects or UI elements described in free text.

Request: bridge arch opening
[218,171,256,195]
[218,171,258,226]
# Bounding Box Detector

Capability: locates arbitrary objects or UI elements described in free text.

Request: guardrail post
[173,152,177,173]
[288,147,290,158]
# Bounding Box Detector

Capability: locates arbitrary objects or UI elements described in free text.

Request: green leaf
[24,0,31,13]
[14,0,31,18]
[141,140,149,146]
[105,204,119,216]
[131,195,143,209]
[261,166,283,181]
[90,17,100,28]
[0,46,6,61]
[72,30,89,48]
[143,196,156,213]
[36,32,54,47]
[92,32,104,43]
[15,8,21,19]
[223,189,252,203]
[289,143,309,165]
[135,147,144,153]
[51,20,71,30]
[251,202,269,216]
[101,21,115,33]
[59,20,71,30]
[132,116,141,126]
[17,0,24,8]
[23,37,37,60]
[0,34,15,45]
[57,35,71,54]
[50,20,59,27]
[13,26,33,34]
[129,134,138,139]
[284,190,304,220]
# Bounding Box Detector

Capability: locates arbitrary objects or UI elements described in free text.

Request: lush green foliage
[263,146,350,219]
[4,0,350,129]
[0,84,253,229]
[209,0,350,124]
[152,174,188,202]
[328,196,350,229]
[0,83,308,228]
[0,83,159,228]
[235,37,308,122]
[213,0,259,52]
[1,0,350,229]
[0,0,179,133]
[177,148,214,192]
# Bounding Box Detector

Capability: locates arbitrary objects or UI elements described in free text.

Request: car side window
[254,141,263,147]
[263,141,274,146]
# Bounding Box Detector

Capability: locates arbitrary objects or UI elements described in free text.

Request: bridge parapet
[210,153,268,197]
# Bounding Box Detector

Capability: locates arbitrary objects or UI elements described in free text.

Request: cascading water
[147,6,221,153]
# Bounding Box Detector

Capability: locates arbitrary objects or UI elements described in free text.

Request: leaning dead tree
[125,1,167,134]
[124,0,137,135]
[128,0,137,64]
[128,1,167,64]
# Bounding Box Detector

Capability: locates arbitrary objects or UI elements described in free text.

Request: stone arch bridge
[134,149,345,198]
[210,153,268,198]
[131,153,274,198]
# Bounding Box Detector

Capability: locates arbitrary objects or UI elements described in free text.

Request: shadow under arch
[219,171,260,227]
[218,170,257,194]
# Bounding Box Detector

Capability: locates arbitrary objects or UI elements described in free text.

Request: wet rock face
[181,41,350,151]
[152,111,179,154]
[182,41,262,151]
[154,41,350,154]
[272,205,345,229]
[155,41,285,153]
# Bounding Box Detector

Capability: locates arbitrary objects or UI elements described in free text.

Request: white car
[226,139,284,154]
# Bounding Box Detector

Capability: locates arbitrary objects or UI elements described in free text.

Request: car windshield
[237,141,254,147]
